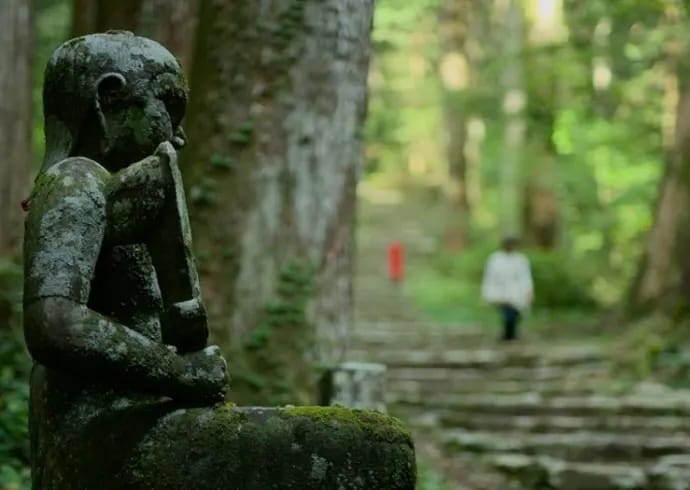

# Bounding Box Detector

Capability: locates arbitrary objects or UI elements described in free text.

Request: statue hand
[161,298,209,353]
[154,140,176,166]
[180,345,229,404]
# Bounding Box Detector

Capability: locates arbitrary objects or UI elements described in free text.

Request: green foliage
[366,0,672,314]
[612,314,672,380]
[0,261,31,490]
[208,153,238,171]
[406,241,597,328]
[416,460,453,490]
[244,261,316,351]
[189,177,218,206]
[614,315,690,386]
[528,250,597,310]
[229,121,254,146]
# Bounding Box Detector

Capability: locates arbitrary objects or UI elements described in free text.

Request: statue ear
[95,72,127,111]
[95,73,126,153]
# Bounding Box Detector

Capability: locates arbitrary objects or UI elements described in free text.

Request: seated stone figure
[24,31,414,489]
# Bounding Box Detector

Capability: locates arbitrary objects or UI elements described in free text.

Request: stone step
[351,326,485,344]
[388,392,690,417]
[647,454,690,490]
[349,344,607,369]
[386,364,616,397]
[442,429,690,462]
[386,372,615,397]
[385,364,609,383]
[487,453,647,490]
[487,453,690,489]
[401,409,690,435]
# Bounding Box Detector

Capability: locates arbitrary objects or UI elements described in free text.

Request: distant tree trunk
[520,0,568,249]
[71,0,197,73]
[0,0,32,257]
[497,0,526,237]
[183,0,374,405]
[138,0,199,74]
[523,176,559,248]
[463,1,493,211]
[439,0,471,250]
[71,0,142,37]
[629,51,690,316]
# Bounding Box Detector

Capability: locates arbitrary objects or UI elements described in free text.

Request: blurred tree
[497,0,526,237]
[71,0,198,73]
[71,0,142,36]
[0,0,32,257]
[521,0,568,248]
[138,0,199,74]
[183,0,375,405]
[438,0,471,249]
[629,3,690,316]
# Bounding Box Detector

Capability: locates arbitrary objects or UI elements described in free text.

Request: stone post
[320,361,388,413]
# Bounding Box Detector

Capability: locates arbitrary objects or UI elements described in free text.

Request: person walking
[481,237,534,341]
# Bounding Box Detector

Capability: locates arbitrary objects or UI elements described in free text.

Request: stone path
[349,321,690,490]
[352,189,690,489]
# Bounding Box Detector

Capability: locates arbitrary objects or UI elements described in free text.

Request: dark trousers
[500,304,520,341]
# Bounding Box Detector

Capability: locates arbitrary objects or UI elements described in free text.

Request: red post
[387,241,404,283]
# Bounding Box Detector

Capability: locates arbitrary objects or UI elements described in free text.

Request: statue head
[41,31,188,172]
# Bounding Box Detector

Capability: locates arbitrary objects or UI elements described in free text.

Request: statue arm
[23,158,226,403]
[145,142,208,353]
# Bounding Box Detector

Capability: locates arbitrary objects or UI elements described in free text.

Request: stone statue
[23,31,415,489]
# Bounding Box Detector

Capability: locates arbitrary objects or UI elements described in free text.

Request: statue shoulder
[43,156,111,182]
[24,157,111,305]
[32,157,110,209]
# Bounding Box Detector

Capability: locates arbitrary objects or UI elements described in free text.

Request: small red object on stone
[387,241,404,282]
[21,197,31,212]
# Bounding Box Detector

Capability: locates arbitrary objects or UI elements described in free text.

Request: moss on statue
[120,406,415,489]
[283,405,413,446]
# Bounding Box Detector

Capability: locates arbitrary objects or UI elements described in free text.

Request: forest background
[3,0,690,488]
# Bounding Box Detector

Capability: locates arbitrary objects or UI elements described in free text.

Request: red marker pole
[387,241,404,283]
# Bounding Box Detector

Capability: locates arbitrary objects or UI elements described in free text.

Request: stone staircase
[349,322,690,490]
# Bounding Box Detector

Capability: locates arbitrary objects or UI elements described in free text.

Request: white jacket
[481,251,533,310]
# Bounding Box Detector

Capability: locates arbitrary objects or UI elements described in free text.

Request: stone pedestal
[320,361,387,413]
[42,404,415,489]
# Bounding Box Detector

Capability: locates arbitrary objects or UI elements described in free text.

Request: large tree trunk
[497,0,526,237]
[523,176,559,248]
[520,0,567,249]
[630,53,690,315]
[0,0,32,257]
[629,53,690,316]
[439,0,471,250]
[71,0,142,37]
[71,0,197,73]
[183,0,374,405]
[138,0,199,75]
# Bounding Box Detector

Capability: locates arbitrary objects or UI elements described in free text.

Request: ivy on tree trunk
[182,0,375,405]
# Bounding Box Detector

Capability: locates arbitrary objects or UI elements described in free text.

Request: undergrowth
[0,260,31,490]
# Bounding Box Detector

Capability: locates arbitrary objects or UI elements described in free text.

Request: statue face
[41,32,190,172]
[98,67,187,170]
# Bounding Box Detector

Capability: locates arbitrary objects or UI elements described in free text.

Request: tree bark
[0,0,32,257]
[523,178,559,248]
[138,0,199,75]
[629,53,690,316]
[183,0,374,405]
[439,0,471,250]
[71,0,143,37]
[71,0,198,74]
